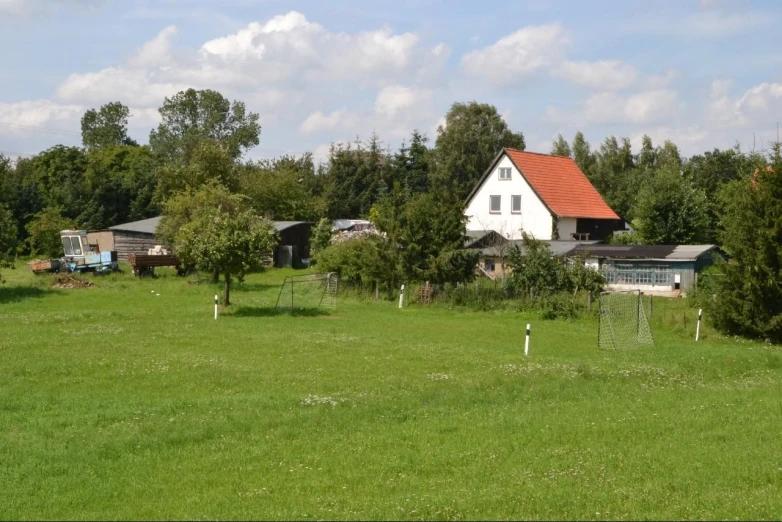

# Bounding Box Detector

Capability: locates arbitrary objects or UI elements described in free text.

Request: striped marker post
[695,309,702,341]
[398,285,405,309]
[525,323,531,356]
[214,295,219,320]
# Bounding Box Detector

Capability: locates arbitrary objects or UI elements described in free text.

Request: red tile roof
[504,148,620,220]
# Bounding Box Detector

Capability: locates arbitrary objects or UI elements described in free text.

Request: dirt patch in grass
[51,273,94,289]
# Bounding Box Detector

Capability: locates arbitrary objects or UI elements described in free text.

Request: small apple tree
[175,208,277,305]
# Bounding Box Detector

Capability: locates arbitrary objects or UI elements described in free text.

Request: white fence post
[695,308,702,341]
[398,284,405,309]
[214,295,219,320]
[525,323,531,356]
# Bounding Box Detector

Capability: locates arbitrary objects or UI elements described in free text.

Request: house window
[484,258,495,272]
[489,195,501,213]
[499,167,512,180]
[511,195,521,213]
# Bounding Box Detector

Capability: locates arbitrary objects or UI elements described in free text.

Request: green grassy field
[1,263,780,520]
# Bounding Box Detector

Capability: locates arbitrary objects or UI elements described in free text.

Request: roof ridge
[504,147,574,160]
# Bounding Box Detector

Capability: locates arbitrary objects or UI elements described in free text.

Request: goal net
[275,272,338,311]
[598,290,654,349]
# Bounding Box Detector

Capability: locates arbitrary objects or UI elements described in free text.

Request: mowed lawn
[1,264,780,520]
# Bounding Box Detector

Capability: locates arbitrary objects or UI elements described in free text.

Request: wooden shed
[97,217,313,267]
[88,217,162,261]
[273,221,313,268]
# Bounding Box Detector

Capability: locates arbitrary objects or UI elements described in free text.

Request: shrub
[438,283,507,311]
[315,235,388,287]
[541,292,578,320]
[26,207,73,258]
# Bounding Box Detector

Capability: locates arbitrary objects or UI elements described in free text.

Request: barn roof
[563,244,718,261]
[109,217,312,236]
[109,216,160,235]
[481,239,599,258]
[274,221,313,232]
[466,148,621,220]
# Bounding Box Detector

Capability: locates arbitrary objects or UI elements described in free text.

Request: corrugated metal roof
[109,216,161,235]
[481,239,599,257]
[274,221,312,232]
[333,219,371,231]
[564,244,717,261]
[109,217,311,235]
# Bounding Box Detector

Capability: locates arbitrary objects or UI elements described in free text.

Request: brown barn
[94,217,313,267]
[86,217,162,261]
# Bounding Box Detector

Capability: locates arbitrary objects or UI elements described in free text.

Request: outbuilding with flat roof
[564,244,720,296]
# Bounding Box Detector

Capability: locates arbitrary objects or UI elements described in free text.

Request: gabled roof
[109,216,161,235]
[467,148,621,220]
[464,229,507,249]
[108,216,311,235]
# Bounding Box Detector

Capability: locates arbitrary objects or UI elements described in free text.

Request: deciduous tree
[432,102,525,200]
[149,89,261,165]
[81,102,137,150]
[0,204,17,279]
[175,207,277,305]
[25,207,72,257]
[634,167,709,244]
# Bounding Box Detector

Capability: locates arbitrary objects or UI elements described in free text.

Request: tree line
[0,88,780,341]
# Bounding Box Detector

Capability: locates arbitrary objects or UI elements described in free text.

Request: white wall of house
[465,155,553,240]
[557,217,577,239]
[585,257,600,270]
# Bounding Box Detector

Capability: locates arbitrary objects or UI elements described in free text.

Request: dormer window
[499,167,512,180]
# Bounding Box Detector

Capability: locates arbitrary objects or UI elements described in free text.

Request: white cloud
[629,126,712,154]
[129,25,178,68]
[374,85,431,118]
[622,90,681,124]
[551,60,638,90]
[312,143,333,163]
[735,83,782,119]
[463,25,655,93]
[299,108,358,135]
[299,85,436,139]
[706,80,782,132]
[49,10,448,127]
[461,24,570,84]
[199,11,441,86]
[0,99,84,130]
[548,89,681,126]
[56,67,189,107]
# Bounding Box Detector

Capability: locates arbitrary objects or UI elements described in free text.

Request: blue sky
[2,0,782,162]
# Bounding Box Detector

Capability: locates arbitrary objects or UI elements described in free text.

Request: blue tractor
[59,230,118,273]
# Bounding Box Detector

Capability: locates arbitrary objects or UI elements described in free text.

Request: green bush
[540,293,578,320]
[315,236,387,287]
[26,207,73,258]
[438,283,508,311]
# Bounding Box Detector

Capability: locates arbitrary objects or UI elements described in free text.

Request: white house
[465,148,623,241]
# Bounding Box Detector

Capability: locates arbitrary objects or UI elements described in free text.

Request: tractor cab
[60,230,92,258]
[59,230,117,273]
